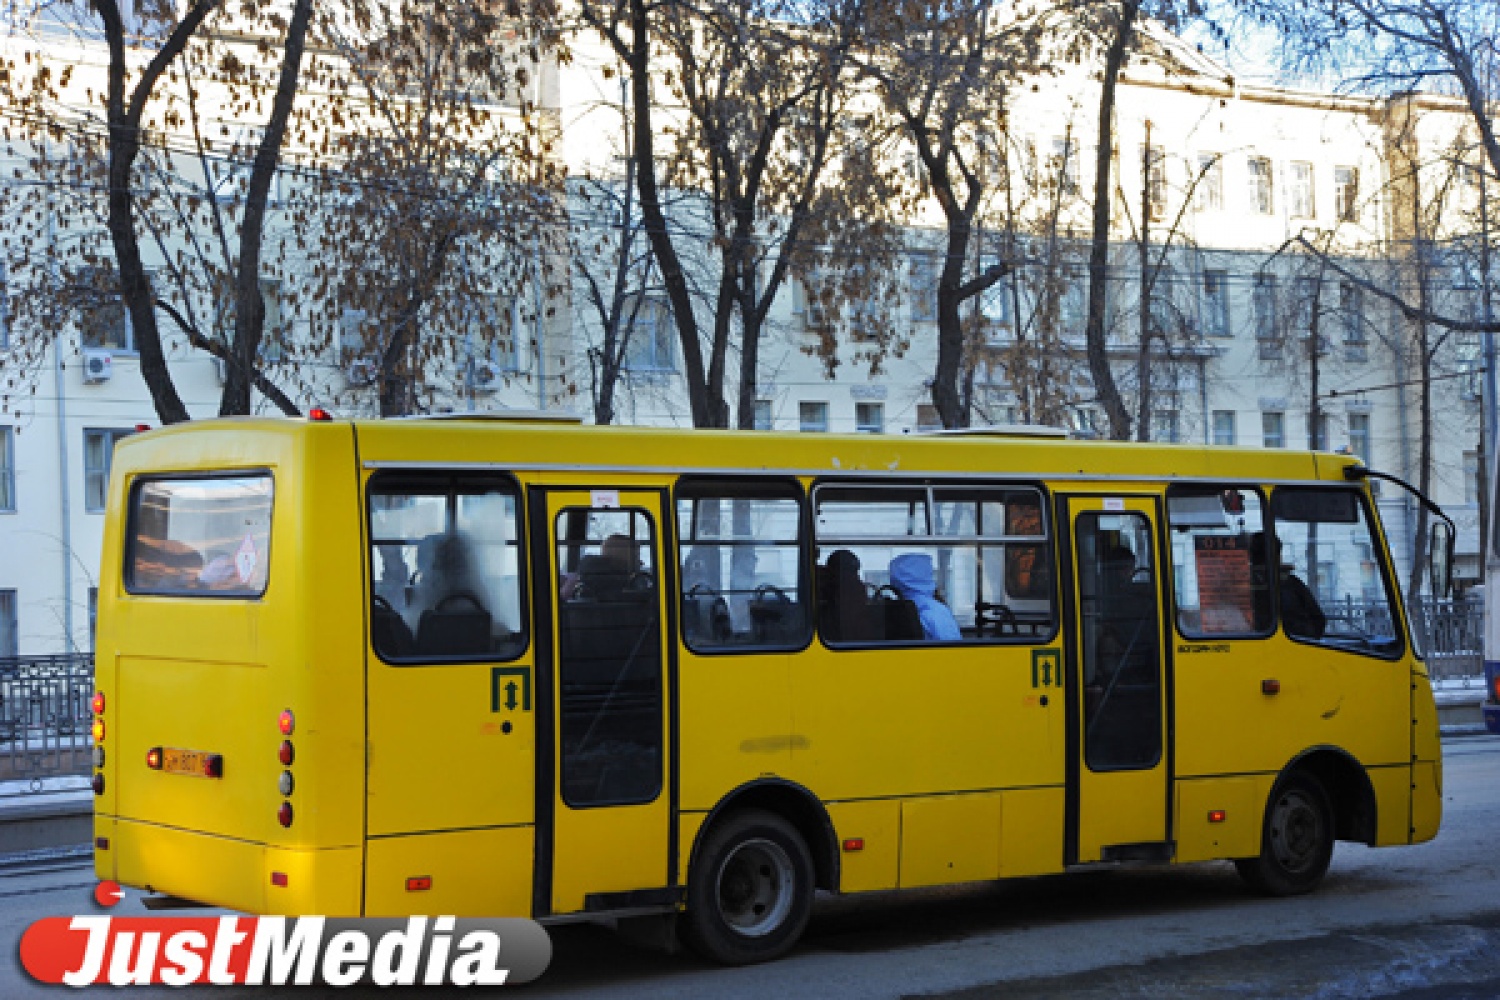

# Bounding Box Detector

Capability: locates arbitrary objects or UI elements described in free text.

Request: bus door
[533,488,674,917]
[1061,495,1171,864]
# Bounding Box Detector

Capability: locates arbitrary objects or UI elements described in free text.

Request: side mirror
[1428,522,1455,598]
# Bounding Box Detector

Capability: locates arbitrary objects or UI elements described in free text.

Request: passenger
[888,553,962,641]
[1251,532,1327,639]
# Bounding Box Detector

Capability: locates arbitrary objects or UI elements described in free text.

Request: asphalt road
[1,735,1497,998]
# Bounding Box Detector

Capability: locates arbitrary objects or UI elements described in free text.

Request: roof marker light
[1208,810,1227,824]
[308,408,333,422]
[145,747,162,770]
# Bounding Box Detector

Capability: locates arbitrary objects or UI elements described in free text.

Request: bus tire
[1235,772,1334,896]
[682,809,814,965]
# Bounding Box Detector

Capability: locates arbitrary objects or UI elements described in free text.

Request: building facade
[0,17,1489,653]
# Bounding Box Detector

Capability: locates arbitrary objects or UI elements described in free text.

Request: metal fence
[0,653,94,786]
[1407,596,1486,684]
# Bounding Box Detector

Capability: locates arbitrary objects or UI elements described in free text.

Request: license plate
[162,748,212,777]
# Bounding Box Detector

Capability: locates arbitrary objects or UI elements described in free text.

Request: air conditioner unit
[471,359,503,394]
[82,349,113,384]
[345,357,379,388]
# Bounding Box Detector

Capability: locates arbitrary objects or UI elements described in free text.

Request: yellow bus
[91,415,1445,964]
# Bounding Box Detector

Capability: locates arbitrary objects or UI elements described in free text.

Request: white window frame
[0,425,14,512]
[799,401,829,433]
[1247,156,1274,215]
[83,427,135,514]
[1212,410,1236,446]
[1289,161,1315,219]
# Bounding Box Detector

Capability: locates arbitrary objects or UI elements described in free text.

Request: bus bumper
[97,815,362,916]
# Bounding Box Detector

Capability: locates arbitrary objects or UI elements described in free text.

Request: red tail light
[278,710,295,736]
[92,692,105,715]
[279,740,295,766]
[202,754,224,779]
[145,747,162,770]
[278,802,293,828]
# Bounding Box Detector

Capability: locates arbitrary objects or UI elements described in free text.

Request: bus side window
[367,475,526,664]
[812,483,1056,644]
[1271,488,1401,656]
[1166,486,1272,639]
[674,479,808,652]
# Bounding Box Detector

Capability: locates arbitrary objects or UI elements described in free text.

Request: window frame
[799,401,830,433]
[0,425,14,512]
[1269,485,1405,661]
[810,478,1059,647]
[1247,155,1275,215]
[123,470,275,599]
[365,470,530,666]
[674,476,811,656]
[1201,269,1230,337]
[1165,484,1275,641]
[83,427,136,514]
[0,588,15,658]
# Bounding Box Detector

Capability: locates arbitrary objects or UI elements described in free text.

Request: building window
[979,254,1013,340]
[1051,136,1080,195]
[1340,282,1364,344]
[910,256,939,323]
[0,589,15,657]
[1262,412,1285,448]
[1348,413,1370,462]
[1148,264,1175,335]
[1212,410,1236,446]
[0,426,13,512]
[624,297,674,371]
[339,307,369,361]
[1247,156,1274,215]
[1289,161,1315,219]
[1195,154,1223,212]
[799,401,829,433]
[1334,166,1359,222]
[1253,273,1279,356]
[1466,450,1481,505]
[855,402,884,434]
[752,399,773,431]
[79,268,136,352]
[1146,145,1166,221]
[1152,409,1180,443]
[916,404,942,431]
[1201,269,1230,336]
[795,275,831,330]
[0,261,9,350]
[84,428,135,513]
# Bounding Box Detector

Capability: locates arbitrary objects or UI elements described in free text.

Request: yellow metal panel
[787,644,1063,802]
[1174,776,1265,863]
[94,816,116,883]
[111,819,268,914]
[1368,764,1415,847]
[1410,761,1441,845]
[261,846,364,916]
[552,801,667,914]
[1174,642,1412,779]
[677,653,794,812]
[825,799,900,893]
[678,811,709,886]
[364,828,533,918]
[366,660,536,835]
[899,793,1002,888]
[998,786,1065,877]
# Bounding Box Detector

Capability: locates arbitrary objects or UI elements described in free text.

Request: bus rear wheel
[682,809,814,965]
[1236,773,1334,896]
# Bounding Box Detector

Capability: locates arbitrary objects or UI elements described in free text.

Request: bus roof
[113,416,1360,487]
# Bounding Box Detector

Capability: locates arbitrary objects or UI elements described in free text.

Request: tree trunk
[1084,0,1139,441]
[220,0,312,415]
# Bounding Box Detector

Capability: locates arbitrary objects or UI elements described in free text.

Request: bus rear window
[127,476,274,596]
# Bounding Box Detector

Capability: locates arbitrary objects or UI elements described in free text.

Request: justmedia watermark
[20,913,552,987]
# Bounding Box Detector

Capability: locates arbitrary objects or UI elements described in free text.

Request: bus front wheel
[682,809,814,965]
[1235,773,1334,896]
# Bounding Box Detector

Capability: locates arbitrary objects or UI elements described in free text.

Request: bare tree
[0,0,311,421]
